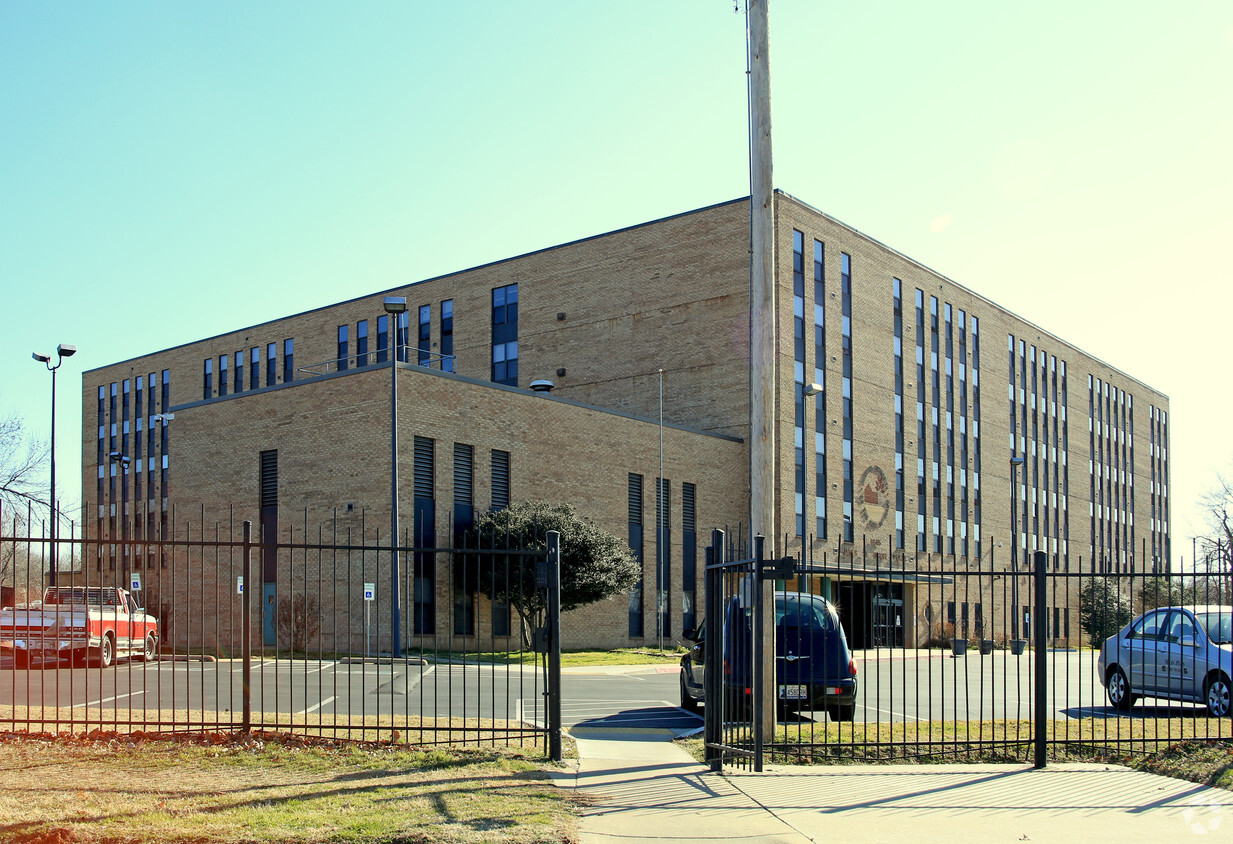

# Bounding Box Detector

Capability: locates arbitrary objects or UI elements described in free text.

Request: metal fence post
[547,530,562,762]
[751,534,765,773]
[1033,549,1047,768]
[242,520,252,734]
[705,529,724,772]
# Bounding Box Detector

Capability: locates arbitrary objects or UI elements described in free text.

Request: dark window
[418,305,431,366]
[356,320,368,367]
[492,284,519,386]
[491,449,510,510]
[283,338,294,383]
[682,482,697,631]
[266,343,277,386]
[413,436,435,635]
[250,346,260,387]
[203,359,212,399]
[376,315,389,364]
[234,350,244,392]
[441,300,454,372]
[452,443,475,635]
[628,473,644,637]
[218,355,228,396]
[337,325,349,371]
[655,477,671,639]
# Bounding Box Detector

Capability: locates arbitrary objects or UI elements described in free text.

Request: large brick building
[80,191,1171,651]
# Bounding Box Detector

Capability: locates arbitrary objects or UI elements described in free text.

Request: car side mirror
[1179,634,1197,648]
[682,627,699,642]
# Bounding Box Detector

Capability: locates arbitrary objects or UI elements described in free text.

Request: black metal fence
[704,531,1233,772]
[0,504,563,760]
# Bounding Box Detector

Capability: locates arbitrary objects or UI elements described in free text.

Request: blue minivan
[680,591,859,721]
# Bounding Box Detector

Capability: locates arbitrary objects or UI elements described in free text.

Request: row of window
[627,474,699,638]
[1008,336,1071,570]
[1087,374,1134,572]
[914,291,984,557]
[204,340,294,399]
[336,301,456,374]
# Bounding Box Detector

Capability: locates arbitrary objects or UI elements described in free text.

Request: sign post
[363,582,375,657]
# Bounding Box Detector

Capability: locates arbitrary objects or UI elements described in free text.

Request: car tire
[1205,674,1231,718]
[90,635,114,668]
[680,673,700,714]
[828,703,855,723]
[1107,667,1135,711]
[138,633,157,662]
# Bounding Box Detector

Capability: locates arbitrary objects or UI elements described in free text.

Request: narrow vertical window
[814,239,827,540]
[250,346,260,388]
[491,284,519,386]
[490,447,511,635]
[376,314,389,364]
[356,320,369,367]
[283,338,294,383]
[413,436,436,635]
[628,473,644,638]
[681,483,697,632]
[418,305,431,366]
[218,355,228,397]
[792,230,806,536]
[453,443,475,635]
[203,358,212,399]
[491,449,510,510]
[841,253,854,542]
[337,325,349,371]
[235,350,244,393]
[655,477,671,639]
[266,343,277,387]
[441,300,454,372]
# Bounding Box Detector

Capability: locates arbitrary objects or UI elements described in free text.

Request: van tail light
[849,658,858,676]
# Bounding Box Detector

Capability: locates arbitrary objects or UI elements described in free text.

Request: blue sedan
[1097,605,1233,717]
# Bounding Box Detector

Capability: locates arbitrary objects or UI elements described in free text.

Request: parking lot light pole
[32,343,76,587]
[1010,455,1025,641]
[384,296,407,658]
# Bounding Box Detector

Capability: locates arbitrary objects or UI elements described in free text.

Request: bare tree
[0,399,49,592]
[1197,473,1233,601]
[0,402,48,515]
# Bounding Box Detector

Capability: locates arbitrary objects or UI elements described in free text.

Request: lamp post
[1010,455,1025,642]
[32,343,76,587]
[384,296,408,658]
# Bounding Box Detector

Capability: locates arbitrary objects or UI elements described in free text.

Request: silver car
[1097,605,1233,717]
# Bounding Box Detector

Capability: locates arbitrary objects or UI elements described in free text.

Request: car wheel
[90,635,115,668]
[828,703,855,723]
[680,673,700,714]
[1107,667,1135,711]
[1205,674,1231,718]
[138,633,157,662]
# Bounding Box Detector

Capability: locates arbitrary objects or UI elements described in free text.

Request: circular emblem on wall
[858,465,891,531]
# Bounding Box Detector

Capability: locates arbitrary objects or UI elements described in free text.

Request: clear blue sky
[2,1,1230,557]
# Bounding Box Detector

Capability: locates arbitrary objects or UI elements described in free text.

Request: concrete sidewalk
[556,731,1233,843]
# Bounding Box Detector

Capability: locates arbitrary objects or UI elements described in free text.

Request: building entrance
[836,581,904,649]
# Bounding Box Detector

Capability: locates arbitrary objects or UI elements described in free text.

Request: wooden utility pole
[746,0,777,742]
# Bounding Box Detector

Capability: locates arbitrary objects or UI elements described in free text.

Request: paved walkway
[556,730,1233,843]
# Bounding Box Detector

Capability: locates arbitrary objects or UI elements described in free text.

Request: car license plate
[778,684,807,700]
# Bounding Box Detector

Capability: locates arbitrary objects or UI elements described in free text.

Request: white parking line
[301,695,336,715]
[73,690,146,709]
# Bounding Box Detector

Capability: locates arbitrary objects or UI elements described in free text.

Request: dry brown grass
[0,731,579,844]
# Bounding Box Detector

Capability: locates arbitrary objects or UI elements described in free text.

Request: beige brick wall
[78,192,1167,652]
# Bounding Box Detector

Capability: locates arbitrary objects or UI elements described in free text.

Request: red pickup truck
[0,586,159,668]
